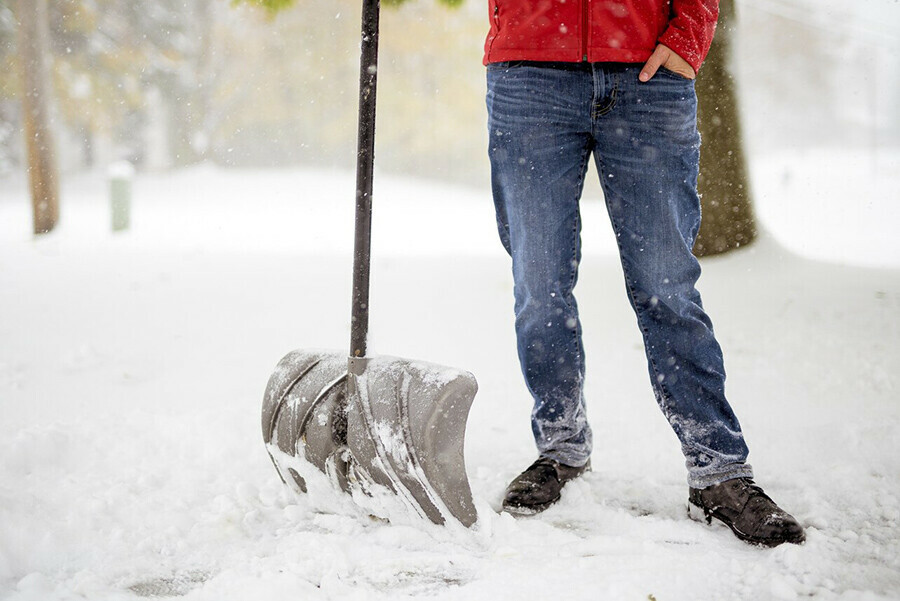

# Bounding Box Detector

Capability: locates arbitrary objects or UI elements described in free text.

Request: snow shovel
[261,0,478,528]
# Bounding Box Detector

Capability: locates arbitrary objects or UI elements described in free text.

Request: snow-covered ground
[1,152,898,600]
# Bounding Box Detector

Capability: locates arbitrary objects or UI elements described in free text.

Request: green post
[109,161,134,232]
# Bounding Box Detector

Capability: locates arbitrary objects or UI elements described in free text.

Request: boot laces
[733,478,776,511]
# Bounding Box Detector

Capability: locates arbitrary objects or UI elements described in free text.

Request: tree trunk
[16,0,59,234]
[693,0,755,257]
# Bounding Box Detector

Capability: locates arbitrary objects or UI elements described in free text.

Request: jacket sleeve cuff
[658,1,719,74]
[658,27,708,74]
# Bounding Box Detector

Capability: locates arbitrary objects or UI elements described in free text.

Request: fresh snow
[1,153,898,600]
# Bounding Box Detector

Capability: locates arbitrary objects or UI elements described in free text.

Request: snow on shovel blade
[262,350,478,527]
[262,351,351,495]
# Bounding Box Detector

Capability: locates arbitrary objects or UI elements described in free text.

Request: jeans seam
[569,142,592,387]
[594,160,674,413]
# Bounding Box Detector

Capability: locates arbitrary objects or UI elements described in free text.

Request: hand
[639,45,696,82]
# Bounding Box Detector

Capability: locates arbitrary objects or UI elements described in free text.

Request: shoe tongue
[533,461,560,483]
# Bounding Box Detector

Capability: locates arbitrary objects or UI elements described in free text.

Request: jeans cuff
[540,450,591,469]
[687,463,754,490]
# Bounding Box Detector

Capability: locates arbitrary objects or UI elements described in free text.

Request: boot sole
[501,495,560,517]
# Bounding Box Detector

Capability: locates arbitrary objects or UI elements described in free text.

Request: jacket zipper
[487,1,500,57]
[582,0,589,61]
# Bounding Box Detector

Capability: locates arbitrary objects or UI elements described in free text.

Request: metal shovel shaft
[350,0,380,359]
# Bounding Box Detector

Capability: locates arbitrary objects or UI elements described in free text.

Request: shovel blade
[347,356,478,527]
[262,350,478,527]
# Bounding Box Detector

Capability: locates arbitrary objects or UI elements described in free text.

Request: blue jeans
[486,61,753,488]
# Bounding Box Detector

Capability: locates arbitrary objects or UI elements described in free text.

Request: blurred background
[0,0,490,181]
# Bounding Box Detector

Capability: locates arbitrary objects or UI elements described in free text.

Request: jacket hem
[484,47,653,66]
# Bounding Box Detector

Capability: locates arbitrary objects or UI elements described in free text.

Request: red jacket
[483,0,718,73]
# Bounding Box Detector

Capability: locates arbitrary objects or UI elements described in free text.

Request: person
[484,0,805,546]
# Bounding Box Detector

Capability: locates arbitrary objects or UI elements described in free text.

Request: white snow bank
[751,149,900,269]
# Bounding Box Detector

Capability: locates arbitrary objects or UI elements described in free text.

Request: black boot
[502,456,590,515]
[689,477,805,547]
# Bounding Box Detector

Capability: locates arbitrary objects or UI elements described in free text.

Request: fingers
[639,45,670,82]
[667,51,697,80]
[639,45,697,81]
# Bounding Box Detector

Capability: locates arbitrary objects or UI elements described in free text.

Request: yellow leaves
[230,0,298,18]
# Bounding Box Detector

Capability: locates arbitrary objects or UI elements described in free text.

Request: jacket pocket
[658,66,694,81]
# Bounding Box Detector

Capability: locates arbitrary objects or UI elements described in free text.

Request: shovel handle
[350,0,380,358]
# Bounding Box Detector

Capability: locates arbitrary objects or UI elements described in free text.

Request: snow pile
[751,149,900,268]
[0,162,898,600]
